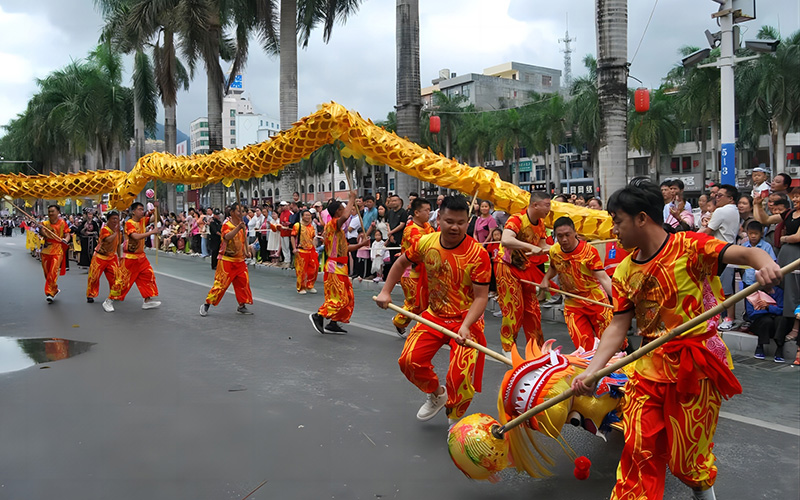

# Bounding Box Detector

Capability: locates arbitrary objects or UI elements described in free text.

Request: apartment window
[542,75,552,87]
[230,138,236,145]
[339,181,346,190]
[201,122,208,128]
[260,120,263,126]
[230,110,235,117]
[230,120,235,126]
[200,131,209,137]
[463,87,470,98]
[634,158,649,176]
[230,129,236,135]
[519,172,530,183]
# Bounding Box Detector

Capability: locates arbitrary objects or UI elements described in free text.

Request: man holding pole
[539,216,613,351]
[572,179,781,500]
[103,202,161,312]
[309,190,369,334]
[375,195,490,426]
[392,197,434,337]
[86,210,122,303]
[38,204,70,303]
[495,191,551,353]
[200,202,254,316]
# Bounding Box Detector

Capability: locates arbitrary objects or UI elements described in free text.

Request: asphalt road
[0,233,797,500]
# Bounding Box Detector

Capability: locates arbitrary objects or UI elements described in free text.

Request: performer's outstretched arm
[571,310,633,396]
[720,245,781,286]
[593,270,613,299]
[374,254,413,308]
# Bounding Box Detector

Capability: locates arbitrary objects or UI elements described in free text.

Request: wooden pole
[520,278,613,309]
[373,297,513,366]
[493,258,800,437]
[467,189,479,218]
[587,238,618,246]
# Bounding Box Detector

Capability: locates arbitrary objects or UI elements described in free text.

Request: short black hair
[774,199,790,209]
[363,195,375,203]
[775,173,792,188]
[327,200,343,218]
[529,191,549,203]
[553,194,567,202]
[607,178,664,225]
[106,210,120,219]
[130,202,143,211]
[409,192,418,197]
[719,184,739,201]
[47,204,61,213]
[745,220,764,233]
[410,197,431,214]
[669,179,685,190]
[660,180,671,188]
[439,195,469,214]
[553,216,575,231]
[228,202,241,213]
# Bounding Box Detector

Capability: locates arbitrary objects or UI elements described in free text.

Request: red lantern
[634,88,650,113]
[429,115,441,134]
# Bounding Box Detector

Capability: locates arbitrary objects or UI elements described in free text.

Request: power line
[631,0,660,65]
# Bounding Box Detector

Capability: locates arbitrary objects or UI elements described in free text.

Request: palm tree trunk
[551,143,561,193]
[776,121,787,174]
[596,0,628,199]
[395,0,421,198]
[206,12,225,209]
[278,0,299,203]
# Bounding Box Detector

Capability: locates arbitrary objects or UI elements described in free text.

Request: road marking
[154,268,800,437]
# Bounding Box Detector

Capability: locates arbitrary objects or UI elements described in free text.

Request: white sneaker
[718,319,734,331]
[492,310,503,318]
[297,289,307,295]
[308,288,318,294]
[691,487,716,500]
[199,303,210,317]
[142,299,161,310]
[102,299,115,313]
[416,386,447,421]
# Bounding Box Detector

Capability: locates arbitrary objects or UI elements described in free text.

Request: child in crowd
[370,230,389,282]
[355,228,371,279]
[485,227,503,298]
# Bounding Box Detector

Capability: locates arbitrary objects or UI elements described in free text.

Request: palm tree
[394,0,421,199]
[278,0,364,199]
[492,107,535,185]
[568,55,600,192]
[737,27,800,174]
[454,112,493,167]
[595,0,628,199]
[628,87,680,175]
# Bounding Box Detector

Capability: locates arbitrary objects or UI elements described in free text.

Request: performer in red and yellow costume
[86,210,122,303]
[376,195,491,425]
[38,204,70,302]
[291,209,319,295]
[310,190,368,334]
[103,202,161,312]
[540,216,613,351]
[392,197,434,336]
[200,202,254,316]
[572,180,782,500]
[495,191,551,352]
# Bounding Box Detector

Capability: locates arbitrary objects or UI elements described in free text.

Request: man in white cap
[751,165,770,199]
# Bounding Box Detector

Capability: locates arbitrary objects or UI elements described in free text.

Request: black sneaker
[395,325,406,338]
[325,321,347,334]
[236,305,253,315]
[309,313,325,334]
[87,297,94,303]
[46,295,53,304]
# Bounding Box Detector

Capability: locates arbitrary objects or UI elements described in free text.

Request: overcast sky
[1,0,798,139]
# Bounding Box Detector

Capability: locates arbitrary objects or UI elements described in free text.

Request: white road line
[154,268,800,437]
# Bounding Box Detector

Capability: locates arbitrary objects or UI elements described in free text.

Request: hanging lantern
[634,88,650,113]
[429,115,441,134]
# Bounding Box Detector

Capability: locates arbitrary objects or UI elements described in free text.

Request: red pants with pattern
[295,249,318,292]
[113,255,158,301]
[317,272,354,322]
[495,261,543,351]
[564,302,612,351]
[611,376,722,500]
[392,273,428,329]
[41,252,64,296]
[398,311,485,419]
[86,254,121,299]
[205,259,252,306]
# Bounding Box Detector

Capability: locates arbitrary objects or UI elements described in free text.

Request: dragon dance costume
[86,225,122,300]
[317,218,354,323]
[40,218,68,297]
[112,217,158,301]
[399,233,491,419]
[205,220,252,307]
[292,222,318,293]
[392,220,434,330]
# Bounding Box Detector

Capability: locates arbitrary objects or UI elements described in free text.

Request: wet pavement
[0,233,797,499]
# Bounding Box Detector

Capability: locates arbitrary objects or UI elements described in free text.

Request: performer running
[495,191,551,353]
[375,195,491,426]
[103,202,161,312]
[572,179,781,500]
[292,209,319,295]
[38,204,70,303]
[539,216,613,351]
[309,191,369,334]
[86,210,122,303]
[392,197,434,337]
[200,202,254,316]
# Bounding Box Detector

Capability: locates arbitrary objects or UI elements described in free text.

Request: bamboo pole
[492,258,800,438]
[373,297,512,366]
[520,278,613,309]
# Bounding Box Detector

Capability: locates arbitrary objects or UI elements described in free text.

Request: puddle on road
[0,337,95,374]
